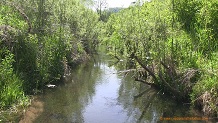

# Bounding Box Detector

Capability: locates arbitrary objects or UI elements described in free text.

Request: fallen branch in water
[112,68,144,74]
[160,61,176,83]
[158,71,182,97]
[133,55,158,82]
[135,78,154,86]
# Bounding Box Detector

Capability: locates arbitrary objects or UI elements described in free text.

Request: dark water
[20,55,207,123]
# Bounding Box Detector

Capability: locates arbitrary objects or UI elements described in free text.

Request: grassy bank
[101,0,218,116]
[0,0,100,121]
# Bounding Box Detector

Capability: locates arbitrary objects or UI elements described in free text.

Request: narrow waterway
[19,55,205,123]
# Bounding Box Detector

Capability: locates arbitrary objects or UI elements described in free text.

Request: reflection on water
[20,55,205,123]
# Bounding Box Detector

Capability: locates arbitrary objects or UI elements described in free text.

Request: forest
[0,0,218,121]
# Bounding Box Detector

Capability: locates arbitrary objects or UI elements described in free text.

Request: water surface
[20,55,205,123]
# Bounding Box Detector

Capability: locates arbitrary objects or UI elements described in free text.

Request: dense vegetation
[0,0,99,110]
[1,0,218,120]
[102,0,218,116]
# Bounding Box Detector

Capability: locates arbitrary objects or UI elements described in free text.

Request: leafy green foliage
[175,0,218,55]
[0,0,100,109]
[0,50,24,107]
[102,0,218,115]
[175,0,218,115]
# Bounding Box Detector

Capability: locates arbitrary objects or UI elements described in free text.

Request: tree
[94,0,108,20]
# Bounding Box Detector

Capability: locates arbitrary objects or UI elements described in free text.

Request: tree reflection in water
[21,55,203,123]
[114,59,203,123]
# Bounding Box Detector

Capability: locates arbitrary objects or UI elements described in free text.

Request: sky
[106,0,136,8]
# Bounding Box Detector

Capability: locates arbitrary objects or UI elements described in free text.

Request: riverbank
[101,0,218,116]
[0,52,91,122]
[0,0,100,121]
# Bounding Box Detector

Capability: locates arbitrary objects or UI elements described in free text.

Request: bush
[0,0,100,109]
[0,50,25,107]
[102,0,218,115]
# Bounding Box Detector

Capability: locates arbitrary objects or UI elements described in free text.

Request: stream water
[19,55,206,123]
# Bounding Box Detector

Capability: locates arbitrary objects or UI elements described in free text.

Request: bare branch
[135,78,154,86]
[112,68,144,74]
[133,55,158,82]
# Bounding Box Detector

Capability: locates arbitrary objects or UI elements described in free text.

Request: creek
[19,54,204,123]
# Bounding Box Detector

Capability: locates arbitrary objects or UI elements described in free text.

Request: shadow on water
[20,57,102,123]
[19,54,208,123]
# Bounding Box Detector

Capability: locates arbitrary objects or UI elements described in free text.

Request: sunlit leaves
[0,0,100,109]
[0,51,24,107]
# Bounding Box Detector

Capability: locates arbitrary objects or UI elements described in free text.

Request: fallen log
[135,78,154,86]
[112,68,144,74]
[133,55,158,82]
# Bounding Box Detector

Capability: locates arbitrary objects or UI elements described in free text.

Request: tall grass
[0,50,25,107]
